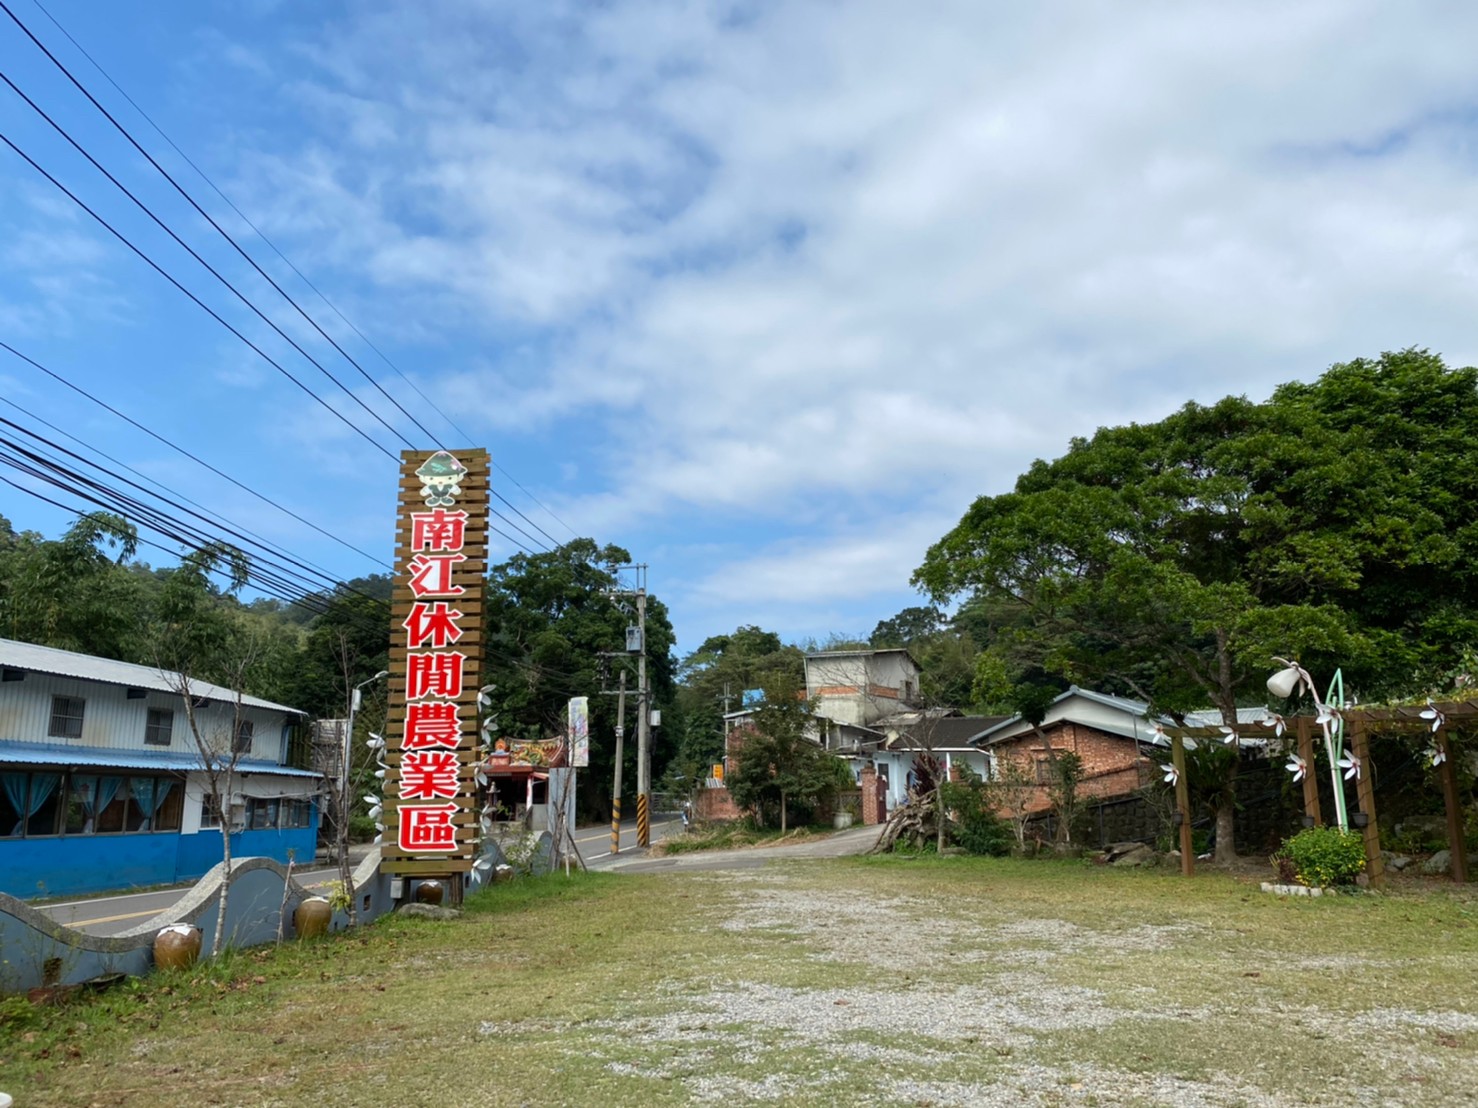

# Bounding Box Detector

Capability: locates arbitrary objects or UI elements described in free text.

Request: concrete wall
[805,651,922,728]
[0,849,394,994]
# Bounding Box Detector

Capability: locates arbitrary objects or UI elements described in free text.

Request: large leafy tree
[0,511,147,659]
[481,540,677,820]
[915,350,1478,859]
[673,625,804,781]
[725,676,840,832]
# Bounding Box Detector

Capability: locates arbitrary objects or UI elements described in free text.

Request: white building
[0,638,320,897]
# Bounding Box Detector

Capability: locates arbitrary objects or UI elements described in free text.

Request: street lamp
[341,671,389,856]
[1268,657,1350,831]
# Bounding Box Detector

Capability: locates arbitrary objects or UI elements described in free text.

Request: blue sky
[4,0,1478,654]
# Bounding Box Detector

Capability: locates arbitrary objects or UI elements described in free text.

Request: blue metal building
[0,638,320,898]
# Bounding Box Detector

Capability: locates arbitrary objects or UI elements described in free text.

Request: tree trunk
[936,787,947,853]
[1213,792,1236,864]
[780,790,787,834]
[1213,629,1240,861]
[214,778,231,957]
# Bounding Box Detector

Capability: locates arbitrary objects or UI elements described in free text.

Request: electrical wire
[21,0,584,544]
[0,415,354,599]
[0,104,550,552]
[0,0,441,446]
[0,67,422,456]
[0,129,401,464]
[0,472,320,604]
[0,445,334,612]
[0,338,390,569]
[0,390,358,590]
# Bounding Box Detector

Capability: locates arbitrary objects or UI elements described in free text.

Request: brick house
[969,687,1169,815]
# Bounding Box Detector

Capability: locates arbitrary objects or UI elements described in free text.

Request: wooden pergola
[1163,699,1474,886]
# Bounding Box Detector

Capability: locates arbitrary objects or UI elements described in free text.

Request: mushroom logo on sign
[415,450,469,507]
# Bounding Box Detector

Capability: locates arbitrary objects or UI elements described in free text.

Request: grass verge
[3,856,1476,1106]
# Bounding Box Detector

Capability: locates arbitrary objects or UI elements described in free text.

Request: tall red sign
[382,449,489,875]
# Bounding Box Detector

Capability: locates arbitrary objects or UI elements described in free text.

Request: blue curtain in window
[2,772,59,835]
[131,776,154,830]
[129,777,174,830]
[71,774,121,833]
[3,773,27,836]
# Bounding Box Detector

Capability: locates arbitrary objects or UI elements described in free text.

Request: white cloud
[206,0,1478,642]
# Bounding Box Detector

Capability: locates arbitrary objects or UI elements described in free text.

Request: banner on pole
[568,696,590,768]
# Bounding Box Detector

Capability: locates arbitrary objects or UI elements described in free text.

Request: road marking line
[65,907,166,927]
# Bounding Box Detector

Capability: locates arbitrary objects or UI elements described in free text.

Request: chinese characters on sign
[383,449,490,874]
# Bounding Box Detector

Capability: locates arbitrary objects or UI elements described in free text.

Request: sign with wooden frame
[381,448,490,876]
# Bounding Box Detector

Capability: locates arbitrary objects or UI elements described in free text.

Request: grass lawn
[3,857,1476,1106]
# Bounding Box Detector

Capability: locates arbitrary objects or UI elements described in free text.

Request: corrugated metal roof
[0,739,323,776]
[0,638,306,715]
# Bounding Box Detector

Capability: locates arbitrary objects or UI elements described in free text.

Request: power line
[0,340,389,569]
[0,390,355,589]
[0,93,550,552]
[25,0,464,444]
[0,472,329,607]
[0,414,355,599]
[2,0,442,447]
[0,128,402,464]
[0,441,334,612]
[0,64,421,455]
[21,0,584,545]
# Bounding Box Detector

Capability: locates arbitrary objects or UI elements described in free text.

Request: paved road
[605,823,884,874]
[578,816,680,869]
[38,863,349,937]
[37,817,682,935]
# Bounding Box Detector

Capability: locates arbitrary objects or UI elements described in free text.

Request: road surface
[39,817,681,935]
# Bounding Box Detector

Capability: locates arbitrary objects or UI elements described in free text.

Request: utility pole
[610,668,626,855]
[636,585,651,847]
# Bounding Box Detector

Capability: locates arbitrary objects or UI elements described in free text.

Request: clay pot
[414,881,445,905]
[294,896,333,938]
[154,924,202,971]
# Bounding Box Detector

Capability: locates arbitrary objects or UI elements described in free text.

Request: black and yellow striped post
[610,797,622,855]
[636,792,650,847]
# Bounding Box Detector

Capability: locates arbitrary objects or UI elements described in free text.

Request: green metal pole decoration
[1269,658,1353,832]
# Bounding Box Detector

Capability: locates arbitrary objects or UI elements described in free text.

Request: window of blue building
[0,771,183,837]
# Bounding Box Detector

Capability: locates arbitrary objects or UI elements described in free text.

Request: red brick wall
[990,722,1151,815]
[695,785,741,822]
[861,766,887,825]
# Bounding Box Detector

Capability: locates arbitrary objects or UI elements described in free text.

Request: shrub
[940,775,1012,857]
[1272,827,1366,887]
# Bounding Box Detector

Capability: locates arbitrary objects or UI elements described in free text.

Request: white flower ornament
[1162,763,1179,787]
[1260,711,1287,737]
[1337,751,1361,781]
[1427,744,1447,768]
[1285,753,1307,782]
[1419,700,1445,733]
[1219,726,1238,746]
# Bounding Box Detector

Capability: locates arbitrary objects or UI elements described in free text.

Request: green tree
[673,625,804,783]
[0,512,146,659]
[480,540,676,820]
[915,349,1478,860]
[725,677,837,832]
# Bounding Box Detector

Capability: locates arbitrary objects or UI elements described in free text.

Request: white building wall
[805,651,923,728]
[0,672,292,757]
